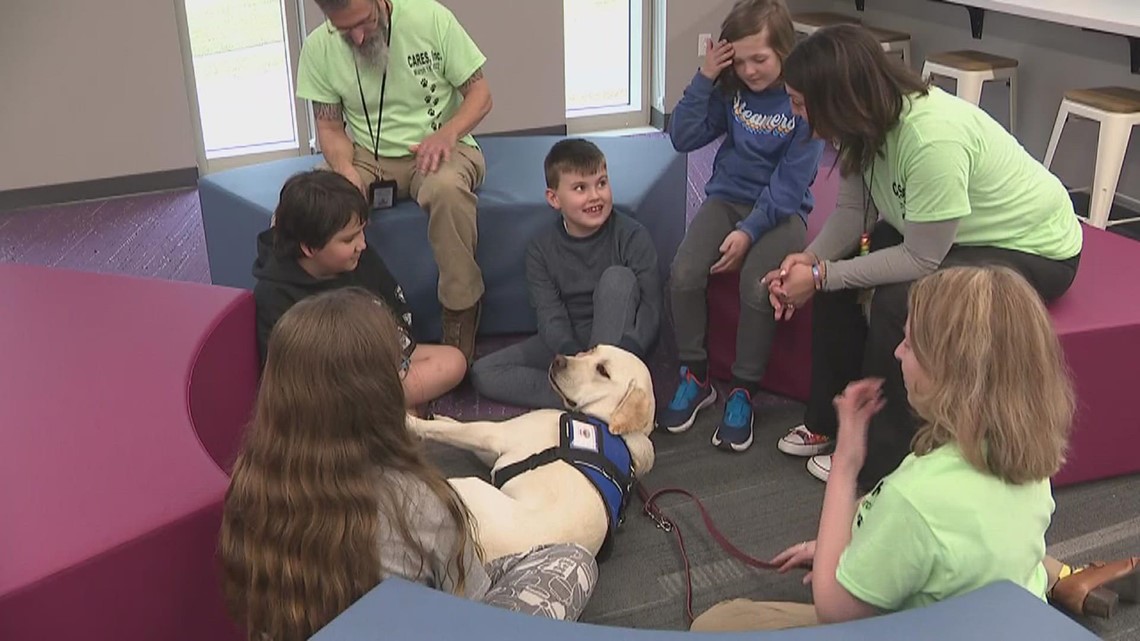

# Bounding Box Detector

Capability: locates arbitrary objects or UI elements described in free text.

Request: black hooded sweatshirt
[251,229,416,368]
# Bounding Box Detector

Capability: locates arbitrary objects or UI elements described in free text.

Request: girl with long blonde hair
[693,266,1136,630]
[220,288,597,641]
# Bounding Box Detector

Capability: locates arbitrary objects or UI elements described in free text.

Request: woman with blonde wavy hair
[219,288,597,641]
[693,266,1137,631]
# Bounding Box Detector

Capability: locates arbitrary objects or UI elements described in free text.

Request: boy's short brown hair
[543,138,607,189]
[272,169,368,259]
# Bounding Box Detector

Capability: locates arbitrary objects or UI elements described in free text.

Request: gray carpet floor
[429,395,1140,638]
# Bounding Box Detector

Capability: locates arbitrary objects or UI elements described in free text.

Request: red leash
[637,482,781,624]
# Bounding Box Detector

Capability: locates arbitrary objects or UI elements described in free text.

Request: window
[178,0,310,172]
[564,0,651,132]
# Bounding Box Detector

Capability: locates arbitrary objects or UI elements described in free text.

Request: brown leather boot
[441,301,481,364]
[1050,557,1139,619]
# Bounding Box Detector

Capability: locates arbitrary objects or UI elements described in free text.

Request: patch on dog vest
[490,412,634,541]
[558,413,633,537]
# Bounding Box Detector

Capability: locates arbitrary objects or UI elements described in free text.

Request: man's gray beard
[351,27,389,70]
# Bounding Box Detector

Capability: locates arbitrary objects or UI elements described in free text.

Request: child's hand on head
[700,38,734,80]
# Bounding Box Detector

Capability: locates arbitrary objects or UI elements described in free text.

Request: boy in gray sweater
[471,139,662,408]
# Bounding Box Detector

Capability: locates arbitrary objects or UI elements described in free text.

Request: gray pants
[670,198,806,383]
[472,266,640,409]
[483,543,598,621]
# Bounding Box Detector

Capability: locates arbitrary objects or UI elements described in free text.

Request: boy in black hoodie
[252,169,466,407]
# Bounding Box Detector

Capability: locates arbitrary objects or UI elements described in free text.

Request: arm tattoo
[313,101,343,122]
[458,67,485,95]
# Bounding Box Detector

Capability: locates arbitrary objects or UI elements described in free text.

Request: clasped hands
[760,252,817,320]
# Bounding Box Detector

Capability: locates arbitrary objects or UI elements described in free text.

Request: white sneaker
[777,425,834,457]
[807,454,832,482]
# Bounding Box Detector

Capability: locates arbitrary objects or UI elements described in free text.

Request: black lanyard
[353,18,393,162]
[862,162,876,234]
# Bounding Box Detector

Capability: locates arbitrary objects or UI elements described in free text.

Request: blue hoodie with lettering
[669,71,824,241]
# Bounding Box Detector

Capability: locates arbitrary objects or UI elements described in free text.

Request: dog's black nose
[552,354,568,371]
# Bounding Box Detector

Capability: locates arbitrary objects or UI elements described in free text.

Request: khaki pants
[350,142,486,311]
[690,599,819,632]
[691,556,1068,631]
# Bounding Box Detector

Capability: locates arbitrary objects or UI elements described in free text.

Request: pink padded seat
[1050,226,1140,486]
[0,265,257,641]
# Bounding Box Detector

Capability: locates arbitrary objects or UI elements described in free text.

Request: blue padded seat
[198,135,686,341]
[310,578,1099,641]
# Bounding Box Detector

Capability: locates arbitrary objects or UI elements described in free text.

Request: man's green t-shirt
[296,0,485,158]
[866,86,1081,260]
[836,445,1054,612]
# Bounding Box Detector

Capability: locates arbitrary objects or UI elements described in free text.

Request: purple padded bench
[1050,225,1140,486]
[0,265,258,641]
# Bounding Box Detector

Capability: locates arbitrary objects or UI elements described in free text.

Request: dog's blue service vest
[490,412,634,545]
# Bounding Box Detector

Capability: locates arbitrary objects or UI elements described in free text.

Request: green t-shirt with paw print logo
[297,0,485,158]
[836,445,1053,612]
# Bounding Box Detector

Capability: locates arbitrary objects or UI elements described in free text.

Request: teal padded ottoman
[198,135,686,341]
[310,578,1100,640]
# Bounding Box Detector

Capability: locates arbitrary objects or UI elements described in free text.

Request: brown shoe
[441,301,481,364]
[1050,557,1139,619]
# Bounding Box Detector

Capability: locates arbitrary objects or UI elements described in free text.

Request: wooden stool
[865,26,912,69]
[791,12,860,36]
[1044,87,1140,229]
[791,14,910,68]
[922,50,1018,133]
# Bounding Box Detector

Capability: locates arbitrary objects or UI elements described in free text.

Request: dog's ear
[609,383,652,435]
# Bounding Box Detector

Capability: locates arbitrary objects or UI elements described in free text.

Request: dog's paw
[405,413,429,438]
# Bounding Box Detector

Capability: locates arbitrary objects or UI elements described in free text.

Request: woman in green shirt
[692,266,1137,631]
[764,25,1082,491]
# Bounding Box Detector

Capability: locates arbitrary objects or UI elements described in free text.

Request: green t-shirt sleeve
[436,6,486,88]
[836,485,937,611]
[296,34,340,105]
[903,140,972,223]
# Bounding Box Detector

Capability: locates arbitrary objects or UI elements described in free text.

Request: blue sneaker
[711,388,754,452]
[658,366,717,433]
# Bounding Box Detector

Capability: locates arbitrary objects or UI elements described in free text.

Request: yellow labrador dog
[407,345,655,560]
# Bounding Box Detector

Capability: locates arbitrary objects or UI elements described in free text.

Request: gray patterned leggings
[481,543,598,621]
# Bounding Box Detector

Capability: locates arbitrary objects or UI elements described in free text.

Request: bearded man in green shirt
[296,0,493,362]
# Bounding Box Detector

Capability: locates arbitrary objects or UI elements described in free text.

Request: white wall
[661,0,735,111]
[0,0,563,194]
[0,0,199,191]
[4,0,1135,198]
[443,0,565,134]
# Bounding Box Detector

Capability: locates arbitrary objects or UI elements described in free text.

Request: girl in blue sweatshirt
[661,0,824,452]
